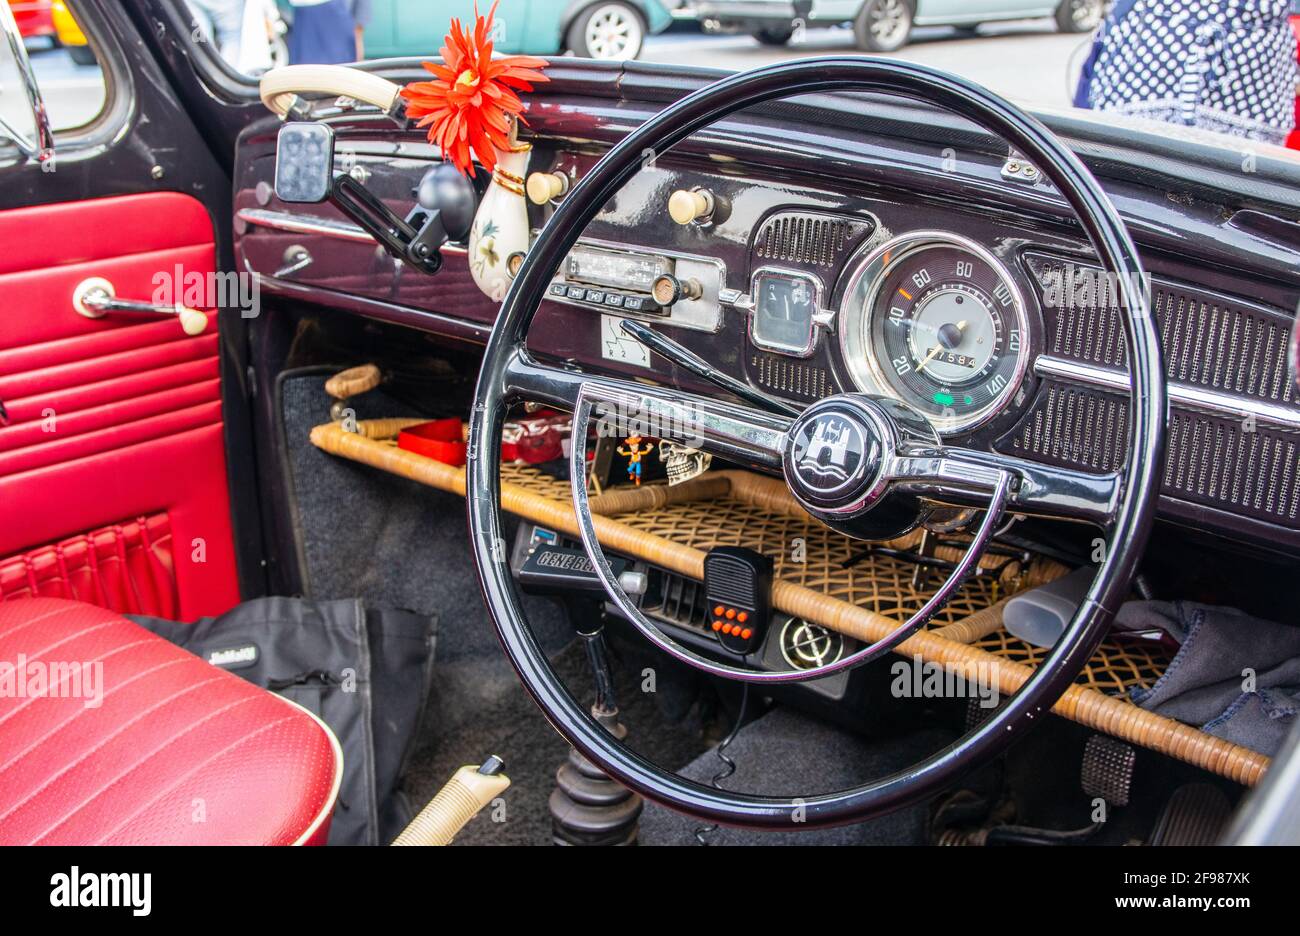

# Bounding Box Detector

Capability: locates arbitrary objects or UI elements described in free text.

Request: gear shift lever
[516,543,645,844]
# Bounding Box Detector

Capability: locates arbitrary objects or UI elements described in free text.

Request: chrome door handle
[275,245,312,278]
[72,277,208,336]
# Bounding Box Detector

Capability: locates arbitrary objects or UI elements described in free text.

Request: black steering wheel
[467,57,1166,829]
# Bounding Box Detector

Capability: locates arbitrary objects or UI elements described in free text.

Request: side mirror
[0,1,54,164]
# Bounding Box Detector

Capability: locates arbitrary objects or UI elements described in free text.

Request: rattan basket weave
[310,418,1268,786]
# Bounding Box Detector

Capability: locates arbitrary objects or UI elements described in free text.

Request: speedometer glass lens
[840,234,1029,434]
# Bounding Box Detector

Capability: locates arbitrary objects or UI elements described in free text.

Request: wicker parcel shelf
[311,419,1269,786]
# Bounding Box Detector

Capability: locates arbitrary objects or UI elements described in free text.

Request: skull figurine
[657,441,712,486]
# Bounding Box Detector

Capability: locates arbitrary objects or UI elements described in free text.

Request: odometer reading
[839,233,1029,434]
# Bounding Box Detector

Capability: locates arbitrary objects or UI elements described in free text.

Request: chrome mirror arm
[0,2,54,164]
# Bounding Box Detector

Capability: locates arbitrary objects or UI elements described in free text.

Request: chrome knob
[72,277,207,336]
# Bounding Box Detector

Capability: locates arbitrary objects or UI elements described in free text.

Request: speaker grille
[1005,382,1129,472]
[753,212,870,268]
[750,353,834,402]
[1025,253,1299,409]
[1005,382,1300,525]
[705,554,759,607]
[1166,409,1299,521]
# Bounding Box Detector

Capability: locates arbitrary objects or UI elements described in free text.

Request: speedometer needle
[916,320,967,373]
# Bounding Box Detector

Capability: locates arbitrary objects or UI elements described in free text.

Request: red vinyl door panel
[0,192,239,619]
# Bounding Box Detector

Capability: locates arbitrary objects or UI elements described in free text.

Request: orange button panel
[703,547,773,657]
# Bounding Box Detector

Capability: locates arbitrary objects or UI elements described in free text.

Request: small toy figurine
[658,440,712,486]
[617,434,655,486]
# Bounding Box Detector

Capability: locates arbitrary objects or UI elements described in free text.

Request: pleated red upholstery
[0,514,179,617]
[0,598,339,845]
[0,193,240,621]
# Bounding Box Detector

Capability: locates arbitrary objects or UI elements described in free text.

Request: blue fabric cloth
[288,0,358,65]
[1116,600,1300,756]
[1073,0,1297,145]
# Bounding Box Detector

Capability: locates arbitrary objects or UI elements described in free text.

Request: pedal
[1148,783,1231,846]
[1080,734,1136,807]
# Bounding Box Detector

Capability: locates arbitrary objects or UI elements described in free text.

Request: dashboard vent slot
[750,353,834,401]
[754,213,858,268]
[641,568,710,633]
[1025,253,1299,409]
[1004,381,1300,525]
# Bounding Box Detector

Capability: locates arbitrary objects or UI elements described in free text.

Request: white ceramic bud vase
[468,119,531,302]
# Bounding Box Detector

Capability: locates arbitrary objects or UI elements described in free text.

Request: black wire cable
[694,684,751,846]
[985,822,1103,846]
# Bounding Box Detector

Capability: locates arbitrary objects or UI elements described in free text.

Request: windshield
[178,0,1300,156]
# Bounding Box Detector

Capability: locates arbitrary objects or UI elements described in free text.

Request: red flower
[399,1,549,177]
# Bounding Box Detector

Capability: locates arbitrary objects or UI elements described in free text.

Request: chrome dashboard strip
[1034,356,1300,431]
[236,208,469,255]
[503,351,789,473]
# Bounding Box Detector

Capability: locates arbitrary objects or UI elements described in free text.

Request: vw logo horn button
[784,397,889,515]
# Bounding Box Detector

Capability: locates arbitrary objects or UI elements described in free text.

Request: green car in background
[365,0,675,61]
[696,0,1105,52]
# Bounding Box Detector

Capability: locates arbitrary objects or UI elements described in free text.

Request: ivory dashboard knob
[526,171,569,205]
[668,188,713,225]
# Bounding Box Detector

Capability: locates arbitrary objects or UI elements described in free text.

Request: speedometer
[839,232,1029,434]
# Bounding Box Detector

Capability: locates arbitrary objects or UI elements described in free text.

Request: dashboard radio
[546,239,725,333]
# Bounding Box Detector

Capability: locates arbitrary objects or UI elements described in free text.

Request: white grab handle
[259,65,402,119]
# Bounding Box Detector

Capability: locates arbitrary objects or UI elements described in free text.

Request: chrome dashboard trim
[236,207,469,255]
[1034,356,1300,431]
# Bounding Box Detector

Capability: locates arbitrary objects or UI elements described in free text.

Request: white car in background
[695,0,1106,51]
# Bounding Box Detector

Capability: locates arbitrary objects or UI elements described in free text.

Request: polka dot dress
[1082,0,1297,145]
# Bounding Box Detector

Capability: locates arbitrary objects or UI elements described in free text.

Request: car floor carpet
[639,708,955,846]
[401,634,717,846]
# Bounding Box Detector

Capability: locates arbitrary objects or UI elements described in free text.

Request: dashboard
[233,61,1300,556]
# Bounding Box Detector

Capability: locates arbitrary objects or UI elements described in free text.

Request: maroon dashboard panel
[0,193,240,620]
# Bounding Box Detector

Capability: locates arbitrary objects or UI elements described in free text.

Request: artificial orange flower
[399,1,549,178]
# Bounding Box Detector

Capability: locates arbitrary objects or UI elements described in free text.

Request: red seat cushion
[0,598,340,845]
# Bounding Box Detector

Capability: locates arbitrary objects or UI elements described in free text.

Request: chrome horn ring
[567,386,1012,683]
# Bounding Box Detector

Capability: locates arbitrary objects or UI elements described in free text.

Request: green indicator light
[933,391,954,407]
